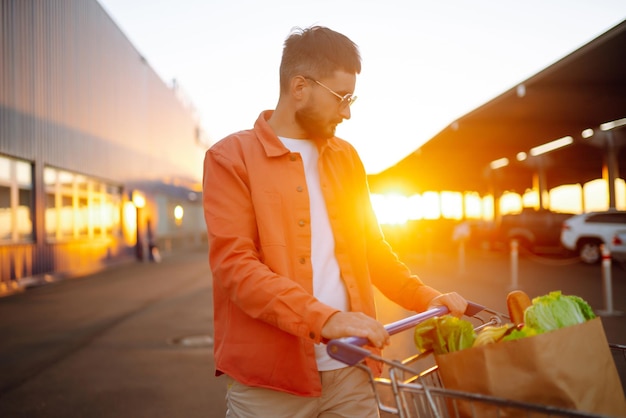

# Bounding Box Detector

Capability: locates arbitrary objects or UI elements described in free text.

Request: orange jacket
[203,111,441,396]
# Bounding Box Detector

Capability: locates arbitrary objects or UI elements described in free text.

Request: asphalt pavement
[0,247,225,418]
[0,245,624,418]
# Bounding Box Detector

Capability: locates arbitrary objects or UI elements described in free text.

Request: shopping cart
[327,302,626,418]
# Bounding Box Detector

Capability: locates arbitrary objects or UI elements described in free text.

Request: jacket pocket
[252,191,286,247]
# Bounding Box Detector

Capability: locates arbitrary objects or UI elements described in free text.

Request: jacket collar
[254,111,288,157]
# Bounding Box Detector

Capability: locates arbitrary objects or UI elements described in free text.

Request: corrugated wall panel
[0,0,207,286]
[1,0,205,182]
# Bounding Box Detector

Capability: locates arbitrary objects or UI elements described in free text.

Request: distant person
[146,218,161,263]
[202,25,468,418]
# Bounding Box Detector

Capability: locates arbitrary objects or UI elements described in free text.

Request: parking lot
[0,245,624,417]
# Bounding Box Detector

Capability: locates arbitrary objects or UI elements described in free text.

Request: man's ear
[291,75,308,102]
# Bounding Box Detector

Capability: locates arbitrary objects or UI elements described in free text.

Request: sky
[97,0,626,175]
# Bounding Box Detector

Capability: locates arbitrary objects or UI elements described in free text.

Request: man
[203,25,467,418]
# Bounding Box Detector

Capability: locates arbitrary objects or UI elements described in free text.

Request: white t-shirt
[279,137,349,371]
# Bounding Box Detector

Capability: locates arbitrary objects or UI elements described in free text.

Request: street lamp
[132,191,146,261]
[174,204,184,226]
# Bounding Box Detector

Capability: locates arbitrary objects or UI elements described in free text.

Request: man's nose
[339,104,351,120]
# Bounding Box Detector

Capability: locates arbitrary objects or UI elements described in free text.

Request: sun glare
[440,192,463,219]
[499,192,522,214]
[522,190,539,209]
[464,193,483,218]
[370,194,411,225]
[421,192,441,219]
[371,178,625,226]
[584,178,626,211]
[482,196,495,220]
[550,184,583,213]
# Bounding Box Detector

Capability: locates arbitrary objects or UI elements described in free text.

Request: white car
[611,229,626,264]
[560,210,626,264]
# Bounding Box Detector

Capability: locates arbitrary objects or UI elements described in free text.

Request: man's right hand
[321,311,390,349]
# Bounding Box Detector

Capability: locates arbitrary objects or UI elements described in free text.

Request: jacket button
[299,257,305,264]
[309,332,316,339]
[296,186,303,192]
[289,155,297,161]
[298,220,305,227]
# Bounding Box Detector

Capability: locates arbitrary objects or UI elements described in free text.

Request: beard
[295,103,339,140]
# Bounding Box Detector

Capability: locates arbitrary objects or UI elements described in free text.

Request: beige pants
[225,367,380,418]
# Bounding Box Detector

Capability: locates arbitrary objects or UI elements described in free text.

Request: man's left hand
[427,292,468,317]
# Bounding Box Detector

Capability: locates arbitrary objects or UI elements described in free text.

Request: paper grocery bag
[435,318,626,417]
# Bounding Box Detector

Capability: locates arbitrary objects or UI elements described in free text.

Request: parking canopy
[368,19,626,197]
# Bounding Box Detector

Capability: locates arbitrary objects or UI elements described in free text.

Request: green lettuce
[524,290,596,332]
[414,316,476,354]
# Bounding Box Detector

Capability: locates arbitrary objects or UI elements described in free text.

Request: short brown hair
[279,26,361,93]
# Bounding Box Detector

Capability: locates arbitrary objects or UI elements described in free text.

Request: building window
[0,155,33,243]
[44,166,122,241]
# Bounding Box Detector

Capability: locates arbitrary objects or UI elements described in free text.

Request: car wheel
[578,241,601,264]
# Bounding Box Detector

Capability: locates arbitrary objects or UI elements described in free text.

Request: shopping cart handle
[326,301,484,366]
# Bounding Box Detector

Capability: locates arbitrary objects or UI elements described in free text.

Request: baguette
[506,290,531,326]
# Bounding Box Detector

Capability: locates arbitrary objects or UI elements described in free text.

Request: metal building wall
[0,0,207,288]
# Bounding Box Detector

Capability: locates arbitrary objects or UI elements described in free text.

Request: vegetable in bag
[503,290,596,342]
[413,316,475,355]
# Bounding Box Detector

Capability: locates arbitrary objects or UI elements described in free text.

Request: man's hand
[427,292,468,317]
[321,311,390,349]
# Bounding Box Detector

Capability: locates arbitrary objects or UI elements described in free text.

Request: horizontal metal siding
[0,0,205,182]
[0,0,207,285]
